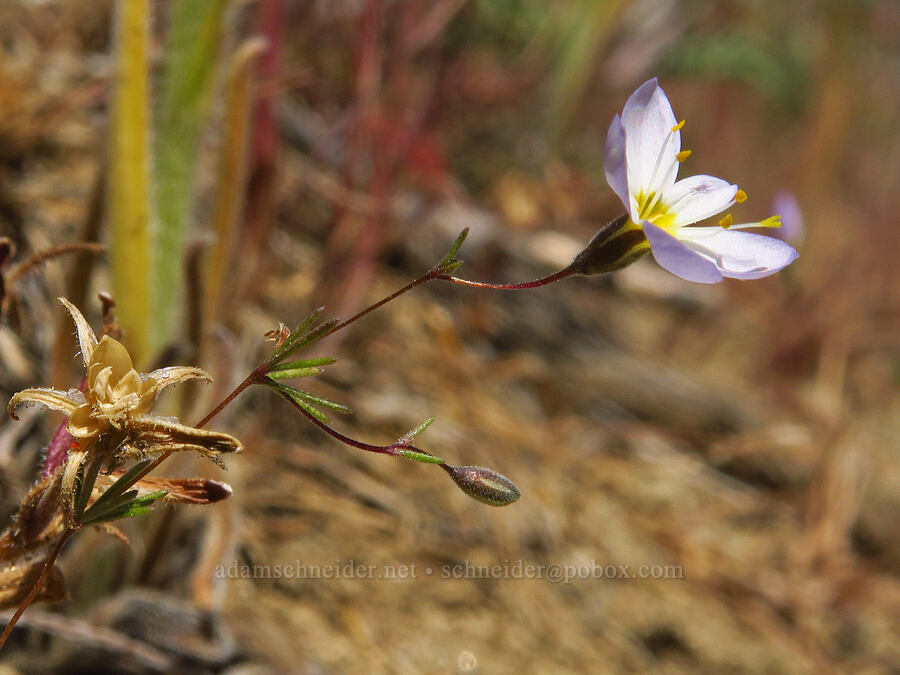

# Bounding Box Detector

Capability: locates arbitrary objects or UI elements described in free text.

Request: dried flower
[8,298,242,527]
[597,78,798,283]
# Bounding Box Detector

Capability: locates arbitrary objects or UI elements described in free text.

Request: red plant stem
[0,529,73,651]
[0,253,576,649]
[278,385,437,459]
[436,267,576,290]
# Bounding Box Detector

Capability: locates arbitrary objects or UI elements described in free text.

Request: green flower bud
[446,465,521,506]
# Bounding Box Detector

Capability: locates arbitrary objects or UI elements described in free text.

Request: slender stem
[327,266,443,336]
[436,266,575,290]
[128,365,266,486]
[0,528,73,651]
[0,252,576,651]
[280,389,435,458]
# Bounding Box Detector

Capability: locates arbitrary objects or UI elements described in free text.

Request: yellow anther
[735,189,748,203]
[676,150,692,162]
[671,120,686,132]
[718,213,734,229]
[760,215,782,228]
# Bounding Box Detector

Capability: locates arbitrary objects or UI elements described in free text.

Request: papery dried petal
[96,474,233,505]
[58,297,98,368]
[144,366,211,394]
[8,388,81,420]
[60,450,88,529]
[131,417,243,456]
[68,404,105,438]
[90,336,134,384]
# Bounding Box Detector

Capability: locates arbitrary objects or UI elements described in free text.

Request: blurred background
[0,0,898,672]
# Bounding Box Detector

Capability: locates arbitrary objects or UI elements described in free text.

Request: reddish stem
[0,529,73,651]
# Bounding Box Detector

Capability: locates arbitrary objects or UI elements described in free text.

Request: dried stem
[0,529,73,651]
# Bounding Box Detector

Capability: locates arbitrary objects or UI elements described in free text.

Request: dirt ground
[0,1,898,673]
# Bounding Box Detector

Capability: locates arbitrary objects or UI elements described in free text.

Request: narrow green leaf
[109,0,153,365]
[85,490,169,524]
[272,356,336,371]
[398,416,435,444]
[81,458,154,520]
[268,367,321,380]
[154,0,229,344]
[271,307,325,361]
[289,389,352,415]
[441,227,469,267]
[442,260,464,274]
[398,449,444,464]
[81,489,141,524]
[281,319,340,355]
[284,391,330,424]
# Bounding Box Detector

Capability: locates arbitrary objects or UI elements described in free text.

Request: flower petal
[642,221,723,284]
[8,388,81,420]
[677,227,799,279]
[68,404,104,438]
[603,113,630,213]
[144,366,211,394]
[621,78,680,198]
[91,336,134,384]
[771,190,805,243]
[662,174,737,226]
[58,298,98,368]
[131,416,243,455]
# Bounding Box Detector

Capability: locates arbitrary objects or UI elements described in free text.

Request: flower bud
[569,214,648,275]
[446,465,521,506]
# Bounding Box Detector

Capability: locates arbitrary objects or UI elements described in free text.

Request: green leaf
[285,319,340,354]
[80,459,154,522]
[285,391,330,424]
[440,228,469,268]
[269,309,342,362]
[398,449,444,464]
[398,415,435,444]
[268,366,322,379]
[154,0,228,344]
[83,490,169,524]
[81,489,141,524]
[288,389,352,415]
[272,357,337,370]
[109,0,154,365]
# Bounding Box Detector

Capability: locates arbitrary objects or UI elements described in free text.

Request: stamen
[726,216,783,230]
[718,213,733,228]
[671,120,685,132]
[676,150,692,162]
[735,189,748,203]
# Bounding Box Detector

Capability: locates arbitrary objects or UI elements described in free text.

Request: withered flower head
[8,298,242,526]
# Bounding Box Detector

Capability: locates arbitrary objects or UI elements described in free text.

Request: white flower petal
[663,175,737,226]
[621,78,680,198]
[677,227,799,279]
[642,222,723,284]
[603,113,630,214]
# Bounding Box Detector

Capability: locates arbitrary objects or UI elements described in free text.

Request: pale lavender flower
[603,79,798,284]
[771,190,805,243]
